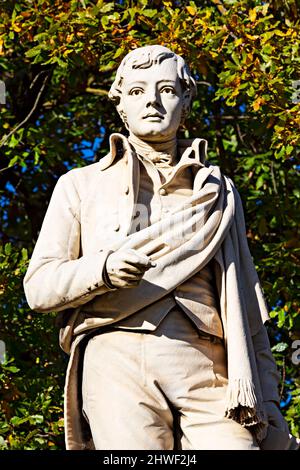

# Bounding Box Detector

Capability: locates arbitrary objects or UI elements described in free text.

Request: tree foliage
[0,0,299,449]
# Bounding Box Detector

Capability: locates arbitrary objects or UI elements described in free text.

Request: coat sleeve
[253,325,295,450]
[23,172,115,313]
[252,324,281,404]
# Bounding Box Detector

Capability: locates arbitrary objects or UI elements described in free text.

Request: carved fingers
[105,248,156,288]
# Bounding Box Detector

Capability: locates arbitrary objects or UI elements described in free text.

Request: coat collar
[98,133,207,171]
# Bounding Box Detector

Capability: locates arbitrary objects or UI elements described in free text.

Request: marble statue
[24,45,297,450]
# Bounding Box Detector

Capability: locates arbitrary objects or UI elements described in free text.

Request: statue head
[108,45,197,142]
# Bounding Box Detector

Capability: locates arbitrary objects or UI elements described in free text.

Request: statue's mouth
[143,113,164,119]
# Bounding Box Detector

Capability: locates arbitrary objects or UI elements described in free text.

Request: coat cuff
[102,250,117,290]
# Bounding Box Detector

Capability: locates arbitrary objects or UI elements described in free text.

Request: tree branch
[196,81,213,87]
[0,72,50,149]
[235,122,247,148]
[85,87,108,96]
[211,115,257,120]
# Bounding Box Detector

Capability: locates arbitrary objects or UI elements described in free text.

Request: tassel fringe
[225,378,268,442]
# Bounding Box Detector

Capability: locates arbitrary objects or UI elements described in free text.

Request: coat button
[159,188,167,196]
[125,186,129,195]
[114,224,120,231]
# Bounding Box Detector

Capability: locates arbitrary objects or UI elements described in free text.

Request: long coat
[24,133,288,450]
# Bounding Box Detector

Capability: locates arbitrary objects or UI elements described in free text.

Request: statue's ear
[180,90,192,125]
[116,97,129,129]
[182,89,191,110]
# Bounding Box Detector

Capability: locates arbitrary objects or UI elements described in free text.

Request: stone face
[118,58,184,141]
[108,44,197,140]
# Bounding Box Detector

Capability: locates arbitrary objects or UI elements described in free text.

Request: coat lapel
[99,133,140,237]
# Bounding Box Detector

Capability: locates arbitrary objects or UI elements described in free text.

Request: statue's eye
[130,88,143,96]
[161,87,175,94]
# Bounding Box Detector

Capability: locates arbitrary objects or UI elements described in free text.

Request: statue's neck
[128,133,177,166]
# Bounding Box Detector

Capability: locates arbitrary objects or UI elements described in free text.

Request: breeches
[82,308,258,450]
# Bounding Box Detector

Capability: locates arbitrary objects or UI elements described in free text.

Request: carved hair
[108,45,197,125]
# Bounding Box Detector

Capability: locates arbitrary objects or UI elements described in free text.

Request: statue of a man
[24,45,295,450]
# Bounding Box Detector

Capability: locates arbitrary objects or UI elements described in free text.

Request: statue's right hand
[105,248,156,288]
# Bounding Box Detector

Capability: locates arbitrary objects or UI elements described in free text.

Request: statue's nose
[146,89,160,107]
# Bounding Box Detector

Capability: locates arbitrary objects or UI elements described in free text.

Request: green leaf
[25,46,44,58]
[293,189,300,198]
[8,135,20,149]
[113,48,125,59]
[247,86,256,97]
[34,149,40,165]
[271,342,288,353]
[34,438,45,445]
[99,2,114,13]
[256,175,265,189]
[29,415,44,425]
[4,243,12,255]
[142,9,157,18]
[278,309,286,327]
[10,416,30,426]
[231,51,240,66]
[8,155,19,167]
[21,248,28,260]
[101,15,109,28]
[5,365,20,373]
